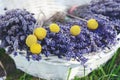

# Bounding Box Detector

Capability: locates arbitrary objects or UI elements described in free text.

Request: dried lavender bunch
[71,0,120,33]
[86,14,117,48]
[65,17,116,62]
[40,14,117,63]
[90,0,120,18]
[41,21,91,62]
[69,4,92,18]
[41,24,71,58]
[90,0,120,33]
[0,8,117,63]
[0,9,36,53]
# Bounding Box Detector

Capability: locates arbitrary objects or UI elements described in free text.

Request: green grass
[74,48,120,80]
[0,48,120,80]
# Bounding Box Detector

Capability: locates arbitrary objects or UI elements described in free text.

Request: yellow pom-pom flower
[49,23,60,33]
[70,25,81,36]
[30,43,42,54]
[34,27,47,40]
[26,34,37,47]
[87,19,98,30]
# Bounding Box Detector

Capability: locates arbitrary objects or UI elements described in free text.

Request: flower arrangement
[0,7,117,64]
[0,0,120,79]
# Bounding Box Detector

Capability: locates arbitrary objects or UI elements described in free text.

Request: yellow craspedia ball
[70,25,81,36]
[49,23,60,33]
[34,27,47,40]
[30,43,42,54]
[87,19,98,30]
[26,34,37,47]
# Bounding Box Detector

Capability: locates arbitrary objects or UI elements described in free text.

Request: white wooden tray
[7,34,120,80]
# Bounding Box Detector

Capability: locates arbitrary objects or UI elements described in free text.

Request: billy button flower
[34,27,47,40]
[30,43,42,54]
[66,14,99,30]
[49,23,60,33]
[70,25,81,36]
[25,34,42,54]
[87,19,99,30]
[25,34,37,47]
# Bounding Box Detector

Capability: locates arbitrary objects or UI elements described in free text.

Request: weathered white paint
[9,34,120,80]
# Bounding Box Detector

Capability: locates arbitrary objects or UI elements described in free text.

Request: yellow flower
[87,19,98,30]
[34,27,47,40]
[70,25,81,36]
[30,43,42,54]
[49,23,60,33]
[26,34,37,47]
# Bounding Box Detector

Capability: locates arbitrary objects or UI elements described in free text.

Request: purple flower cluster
[41,21,92,62]
[71,0,120,33]
[0,5,118,63]
[86,14,117,48]
[90,0,120,18]
[90,0,120,33]
[0,9,36,53]
[41,16,117,63]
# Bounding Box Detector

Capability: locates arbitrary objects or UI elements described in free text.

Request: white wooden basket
[0,0,120,80]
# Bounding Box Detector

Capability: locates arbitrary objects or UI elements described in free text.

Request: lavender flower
[72,0,120,33]
[0,9,36,53]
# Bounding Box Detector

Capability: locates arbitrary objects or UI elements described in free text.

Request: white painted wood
[8,34,120,80]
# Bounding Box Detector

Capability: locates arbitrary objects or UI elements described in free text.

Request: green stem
[67,68,72,80]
